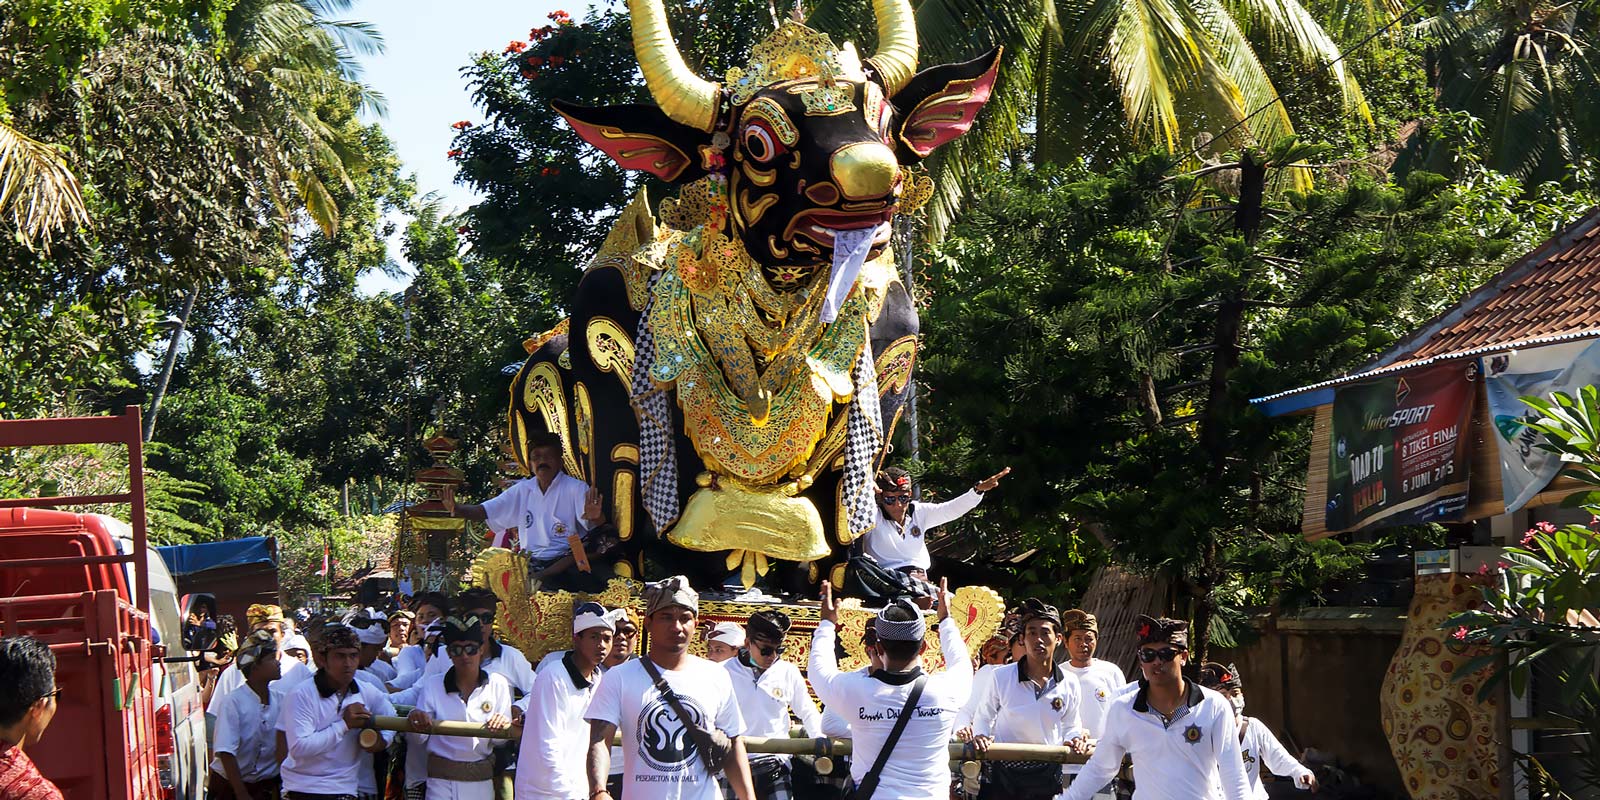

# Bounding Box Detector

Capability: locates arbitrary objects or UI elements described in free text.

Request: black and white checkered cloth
[632,273,680,534]
[842,341,883,538]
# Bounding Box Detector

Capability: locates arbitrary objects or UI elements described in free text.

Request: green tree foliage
[915,151,1595,655]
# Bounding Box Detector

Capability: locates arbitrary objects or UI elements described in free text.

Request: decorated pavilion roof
[1252,206,1600,415]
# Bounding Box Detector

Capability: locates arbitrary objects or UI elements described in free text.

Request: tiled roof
[1252,207,1600,410]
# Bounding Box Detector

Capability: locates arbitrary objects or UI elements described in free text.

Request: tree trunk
[144,285,200,442]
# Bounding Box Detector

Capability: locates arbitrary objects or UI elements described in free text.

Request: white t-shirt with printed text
[585,654,746,800]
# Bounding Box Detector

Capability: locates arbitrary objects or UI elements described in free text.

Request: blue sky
[352,0,564,294]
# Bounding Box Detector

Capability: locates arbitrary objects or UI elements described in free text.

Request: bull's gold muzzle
[830,142,899,200]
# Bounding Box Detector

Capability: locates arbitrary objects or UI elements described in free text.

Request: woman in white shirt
[406,616,515,800]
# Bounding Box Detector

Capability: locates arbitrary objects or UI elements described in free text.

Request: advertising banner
[1484,339,1600,512]
[1325,360,1478,531]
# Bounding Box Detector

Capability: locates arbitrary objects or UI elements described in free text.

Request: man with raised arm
[809,579,972,800]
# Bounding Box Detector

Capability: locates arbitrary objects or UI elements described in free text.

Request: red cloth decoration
[0,743,64,800]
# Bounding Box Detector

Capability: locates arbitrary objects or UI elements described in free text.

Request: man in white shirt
[1062,617,1252,800]
[280,625,393,800]
[207,604,311,716]
[390,593,451,691]
[857,467,1010,603]
[351,609,397,684]
[450,432,610,591]
[406,615,515,800]
[705,622,744,663]
[513,602,617,800]
[1060,609,1132,799]
[1196,663,1318,799]
[585,576,757,800]
[723,610,823,800]
[810,579,972,800]
[971,599,1089,800]
[209,632,283,800]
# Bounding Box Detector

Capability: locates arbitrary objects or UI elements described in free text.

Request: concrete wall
[1213,608,1406,799]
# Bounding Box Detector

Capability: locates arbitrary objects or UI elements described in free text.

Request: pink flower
[1476,563,1490,576]
[1521,529,1539,546]
[1452,627,1468,641]
[1536,521,1558,533]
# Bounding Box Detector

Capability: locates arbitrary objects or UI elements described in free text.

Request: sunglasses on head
[1137,646,1185,663]
[880,496,911,506]
[446,642,482,657]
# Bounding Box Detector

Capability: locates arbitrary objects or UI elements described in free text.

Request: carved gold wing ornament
[470,546,1006,672]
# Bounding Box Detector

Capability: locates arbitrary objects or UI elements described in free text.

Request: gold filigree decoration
[724,23,864,110]
[613,469,636,540]
[898,169,934,215]
[590,189,656,308]
[507,408,531,476]
[587,318,637,392]
[874,335,917,394]
[522,362,584,478]
[523,317,570,355]
[832,586,1007,672]
[574,382,595,482]
[471,554,644,664]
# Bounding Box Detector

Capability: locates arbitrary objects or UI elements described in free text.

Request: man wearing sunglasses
[407,616,514,800]
[0,637,63,800]
[722,610,823,800]
[1060,616,1251,800]
[856,466,1011,604]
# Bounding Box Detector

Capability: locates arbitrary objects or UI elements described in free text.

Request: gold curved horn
[628,0,719,131]
[867,0,918,96]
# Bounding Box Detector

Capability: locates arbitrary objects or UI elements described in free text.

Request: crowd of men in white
[203,577,1321,800]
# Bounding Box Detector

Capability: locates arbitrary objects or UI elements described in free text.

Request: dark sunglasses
[1136,647,1185,663]
[446,642,482,657]
[880,496,911,506]
[755,644,787,657]
[36,688,61,703]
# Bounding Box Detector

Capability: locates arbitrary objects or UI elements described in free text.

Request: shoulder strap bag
[640,656,735,774]
[851,674,929,800]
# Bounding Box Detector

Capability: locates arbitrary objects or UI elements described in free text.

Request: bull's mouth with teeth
[787,204,897,258]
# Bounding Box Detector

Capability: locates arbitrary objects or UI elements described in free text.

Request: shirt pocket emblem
[481,700,493,713]
[1051,697,1064,712]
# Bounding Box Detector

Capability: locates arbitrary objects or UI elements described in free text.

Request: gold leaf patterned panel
[522,361,584,479]
[586,317,636,391]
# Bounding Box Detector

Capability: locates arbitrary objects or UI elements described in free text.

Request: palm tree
[809,0,1389,235]
[1413,0,1600,182]
[223,0,387,237]
[0,123,89,250]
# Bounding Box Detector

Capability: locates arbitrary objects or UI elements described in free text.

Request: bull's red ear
[888,48,1002,161]
[553,100,711,183]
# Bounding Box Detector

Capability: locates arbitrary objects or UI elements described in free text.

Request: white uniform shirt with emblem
[413,669,515,800]
[1229,716,1314,800]
[724,656,824,740]
[955,663,1003,732]
[423,639,537,696]
[585,654,746,800]
[514,652,603,800]
[279,672,396,796]
[809,617,973,800]
[1062,682,1252,800]
[972,660,1087,745]
[1064,659,1131,739]
[860,489,984,571]
[481,472,592,559]
[208,684,281,783]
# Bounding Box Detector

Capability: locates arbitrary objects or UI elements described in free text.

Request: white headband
[574,606,617,635]
[707,621,745,647]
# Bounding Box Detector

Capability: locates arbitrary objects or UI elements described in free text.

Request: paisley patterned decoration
[1378,573,1500,800]
[521,361,584,479]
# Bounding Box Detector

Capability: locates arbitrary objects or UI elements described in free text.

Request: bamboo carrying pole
[359,716,1092,765]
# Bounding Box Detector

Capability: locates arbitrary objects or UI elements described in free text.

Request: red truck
[0,408,208,799]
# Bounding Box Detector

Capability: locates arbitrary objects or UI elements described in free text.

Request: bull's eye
[742,121,786,163]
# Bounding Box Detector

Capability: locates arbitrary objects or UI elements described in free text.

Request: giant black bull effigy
[505,0,999,590]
